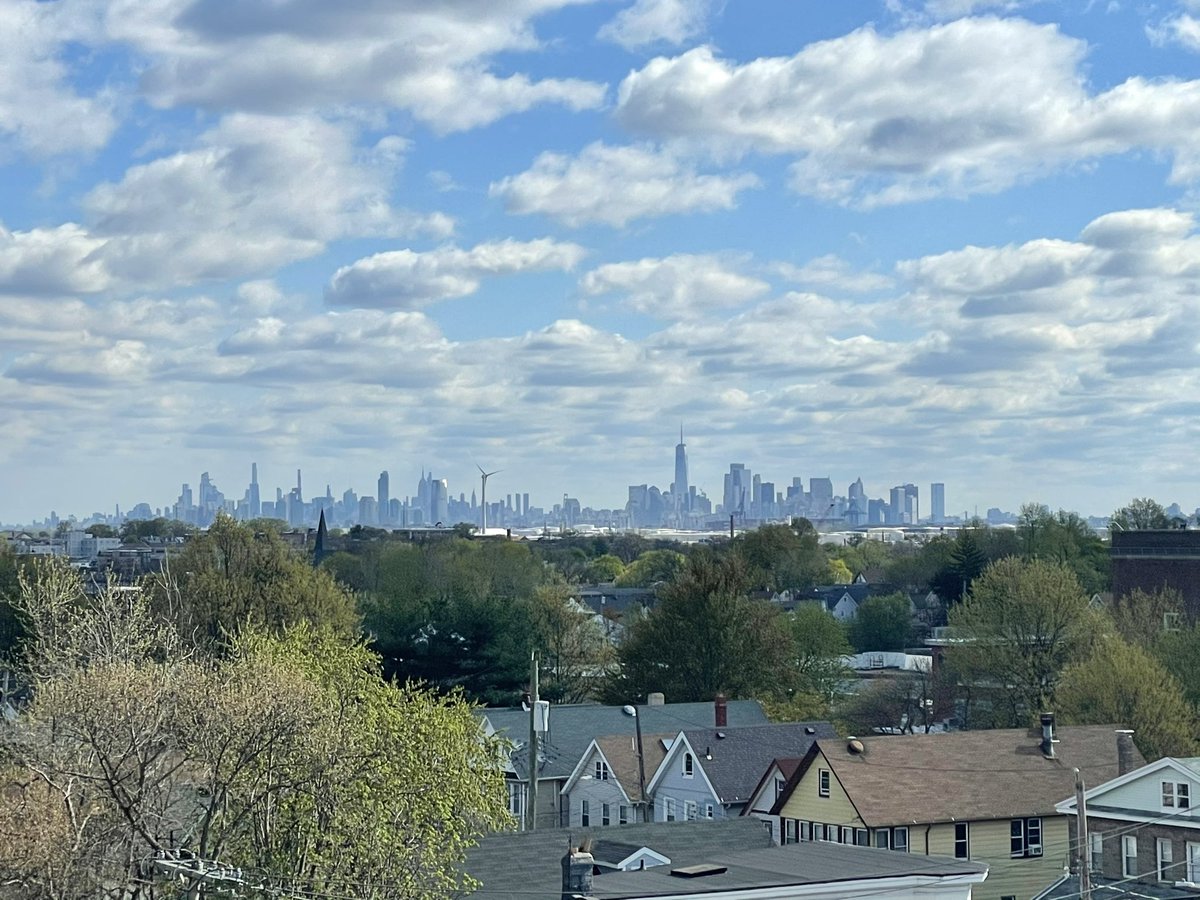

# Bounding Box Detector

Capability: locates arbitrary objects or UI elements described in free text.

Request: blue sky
[4,0,1200,523]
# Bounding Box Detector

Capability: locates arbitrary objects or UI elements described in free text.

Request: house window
[1090,832,1103,872]
[1164,781,1191,809]
[507,781,524,819]
[855,828,869,846]
[841,826,854,844]
[800,821,812,842]
[664,798,676,822]
[602,803,611,826]
[784,819,799,844]
[774,777,786,801]
[1158,838,1173,881]
[818,769,830,797]
[595,760,610,781]
[1010,818,1043,859]
[1123,835,1138,877]
[874,829,890,849]
[813,823,826,842]
[683,753,695,778]
[705,803,714,819]
[872,827,908,852]
[954,823,969,860]
[685,800,697,821]
[581,800,590,827]
[1187,842,1200,883]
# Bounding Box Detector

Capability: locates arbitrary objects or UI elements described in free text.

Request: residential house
[561,732,673,828]
[480,697,768,829]
[462,818,987,900]
[648,721,838,825]
[742,757,805,844]
[1045,751,1200,898]
[769,721,1138,900]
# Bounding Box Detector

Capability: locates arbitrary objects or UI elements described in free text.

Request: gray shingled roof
[1036,875,1199,900]
[680,722,839,804]
[464,818,775,900]
[482,701,768,780]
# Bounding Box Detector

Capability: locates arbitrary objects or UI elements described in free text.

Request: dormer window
[683,752,695,778]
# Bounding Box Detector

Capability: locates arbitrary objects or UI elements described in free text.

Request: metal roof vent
[805,726,816,735]
[848,738,865,754]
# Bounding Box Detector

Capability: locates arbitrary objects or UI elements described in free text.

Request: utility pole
[527,650,539,832]
[1074,768,1091,900]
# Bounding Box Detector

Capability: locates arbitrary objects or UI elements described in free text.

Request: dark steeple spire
[313,509,329,568]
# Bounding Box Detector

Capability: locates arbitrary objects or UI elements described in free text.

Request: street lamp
[622,704,648,822]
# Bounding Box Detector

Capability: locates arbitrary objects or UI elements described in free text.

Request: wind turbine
[478,464,501,535]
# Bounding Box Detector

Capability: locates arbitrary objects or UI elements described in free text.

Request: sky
[4,0,1200,524]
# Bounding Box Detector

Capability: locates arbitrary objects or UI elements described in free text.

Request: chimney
[1039,713,1056,759]
[714,693,728,728]
[646,692,665,707]
[561,848,595,900]
[1116,730,1138,775]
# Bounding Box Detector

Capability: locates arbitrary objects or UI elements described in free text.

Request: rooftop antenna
[478,464,501,535]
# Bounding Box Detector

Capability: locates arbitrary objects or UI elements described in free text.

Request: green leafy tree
[0,544,21,660]
[118,517,196,541]
[1111,497,1170,531]
[614,548,686,587]
[735,521,826,592]
[789,603,852,702]
[930,529,989,604]
[530,580,614,703]
[82,524,116,538]
[947,557,1102,725]
[1018,503,1109,594]
[1109,587,1186,648]
[847,592,913,652]
[156,512,359,646]
[1058,634,1199,760]
[1155,626,1200,708]
[584,553,627,583]
[604,551,795,703]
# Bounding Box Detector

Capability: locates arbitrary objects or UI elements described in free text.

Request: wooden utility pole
[1074,768,1091,900]
[527,650,539,831]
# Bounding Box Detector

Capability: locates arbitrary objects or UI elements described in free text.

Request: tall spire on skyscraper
[674,425,689,516]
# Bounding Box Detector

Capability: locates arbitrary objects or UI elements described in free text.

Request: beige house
[768,723,1139,900]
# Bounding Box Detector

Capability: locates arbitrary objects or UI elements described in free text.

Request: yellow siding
[920,817,1070,900]
[776,750,864,831]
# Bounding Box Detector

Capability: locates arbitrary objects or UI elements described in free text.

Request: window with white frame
[594,759,610,781]
[683,753,695,778]
[813,823,826,842]
[1158,838,1174,881]
[774,776,786,801]
[784,819,799,844]
[1164,781,1191,809]
[1090,832,1103,872]
[1123,835,1138,877]
[507,781,524,819]
[800,821,812,842]
[855,828,869,846]
[664,797,676,822]
[581,800,590,827]
[955,823,969,860]
[602,802,611,826]
[1187,842,1200,883]
[1010,818,1043,859]
[705,803,714,819]
[818,768,830,797]
[685,800,697,821]
[873,827,909,852]
[619,805,629,825]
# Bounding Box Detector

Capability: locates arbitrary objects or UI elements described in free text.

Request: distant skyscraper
[248,462,261,518]
[674,427,689,514]
[295,468,303,504]
[723,463,750,516]
[903,483,919,524]
[378,471,390,525]
[931,483,946,522]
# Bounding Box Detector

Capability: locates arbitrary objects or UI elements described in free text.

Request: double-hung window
[1123,835,1138,877]
[664,798,676,822]
[619,805,629,825]
[602,803,611,826]
[1090,832,1103,873]
[954,823,970,860]
[685,800,698,821]
[1164,781,1191,809]
[1158,838,1174,881]
[783,819,799,844]
[873,827,909,852]
[581,800,590,827]
[1010,818,1043,859]
[594,760,610,781]
[818,769,831,798]
[683,753,695,778]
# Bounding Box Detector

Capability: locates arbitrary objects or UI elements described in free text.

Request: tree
[947,557,1101,726]
[837,669,942,736]
[118,517,195,542]
[1057,635,1199,760]
[0,544,22,660]
[1018,504,1110,594]
[788,603,852,703]
[847,592,913,652]
[530,580,614,703]
[583,553,626,583]
[603,552,795,703]
[614,548,686,587]
[930,529,989,605]
[82,524,116,538]
[1109,587,1186,648]
[735,522,826,592]
[1111,497,1170,531]
[0,560,510,900]
[156,512,359,647]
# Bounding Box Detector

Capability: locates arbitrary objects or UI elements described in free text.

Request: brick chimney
[561,847,594,900]
[1116,730,1139,775]
[714,693,728,728]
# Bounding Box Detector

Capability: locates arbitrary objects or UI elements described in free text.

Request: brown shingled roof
[776,725,1140,827]
[594,733,673,802]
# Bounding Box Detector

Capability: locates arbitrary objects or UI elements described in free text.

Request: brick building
[1111,530,1200,616]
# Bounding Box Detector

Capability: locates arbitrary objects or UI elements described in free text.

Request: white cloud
[0,0,116,156]
[490,142,759,226]
[82,113,450,285]
[599,0,714,50]
[615,18,1200,205]
[0,223,111,295]
[580,254,768,318]
[1147,13,1200,52]
[325,238,587,309]
[97,0,606,132]
[776,255,893,294]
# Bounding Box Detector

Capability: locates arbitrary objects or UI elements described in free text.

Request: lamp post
[622,704,647,822]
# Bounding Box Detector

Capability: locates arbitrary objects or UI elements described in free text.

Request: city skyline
[4,2,1200,524]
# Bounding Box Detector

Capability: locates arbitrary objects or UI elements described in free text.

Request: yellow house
[767,723,1138,900]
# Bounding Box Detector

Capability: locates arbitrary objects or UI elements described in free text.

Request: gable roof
[561,733,674,801]
[652,722,838,805]
[742,757,805,815]
[483,700,768,781]
[774,725,1138,826]
[1057,756,1200,816]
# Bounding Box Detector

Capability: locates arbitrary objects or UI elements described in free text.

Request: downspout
[925,824,932,855]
